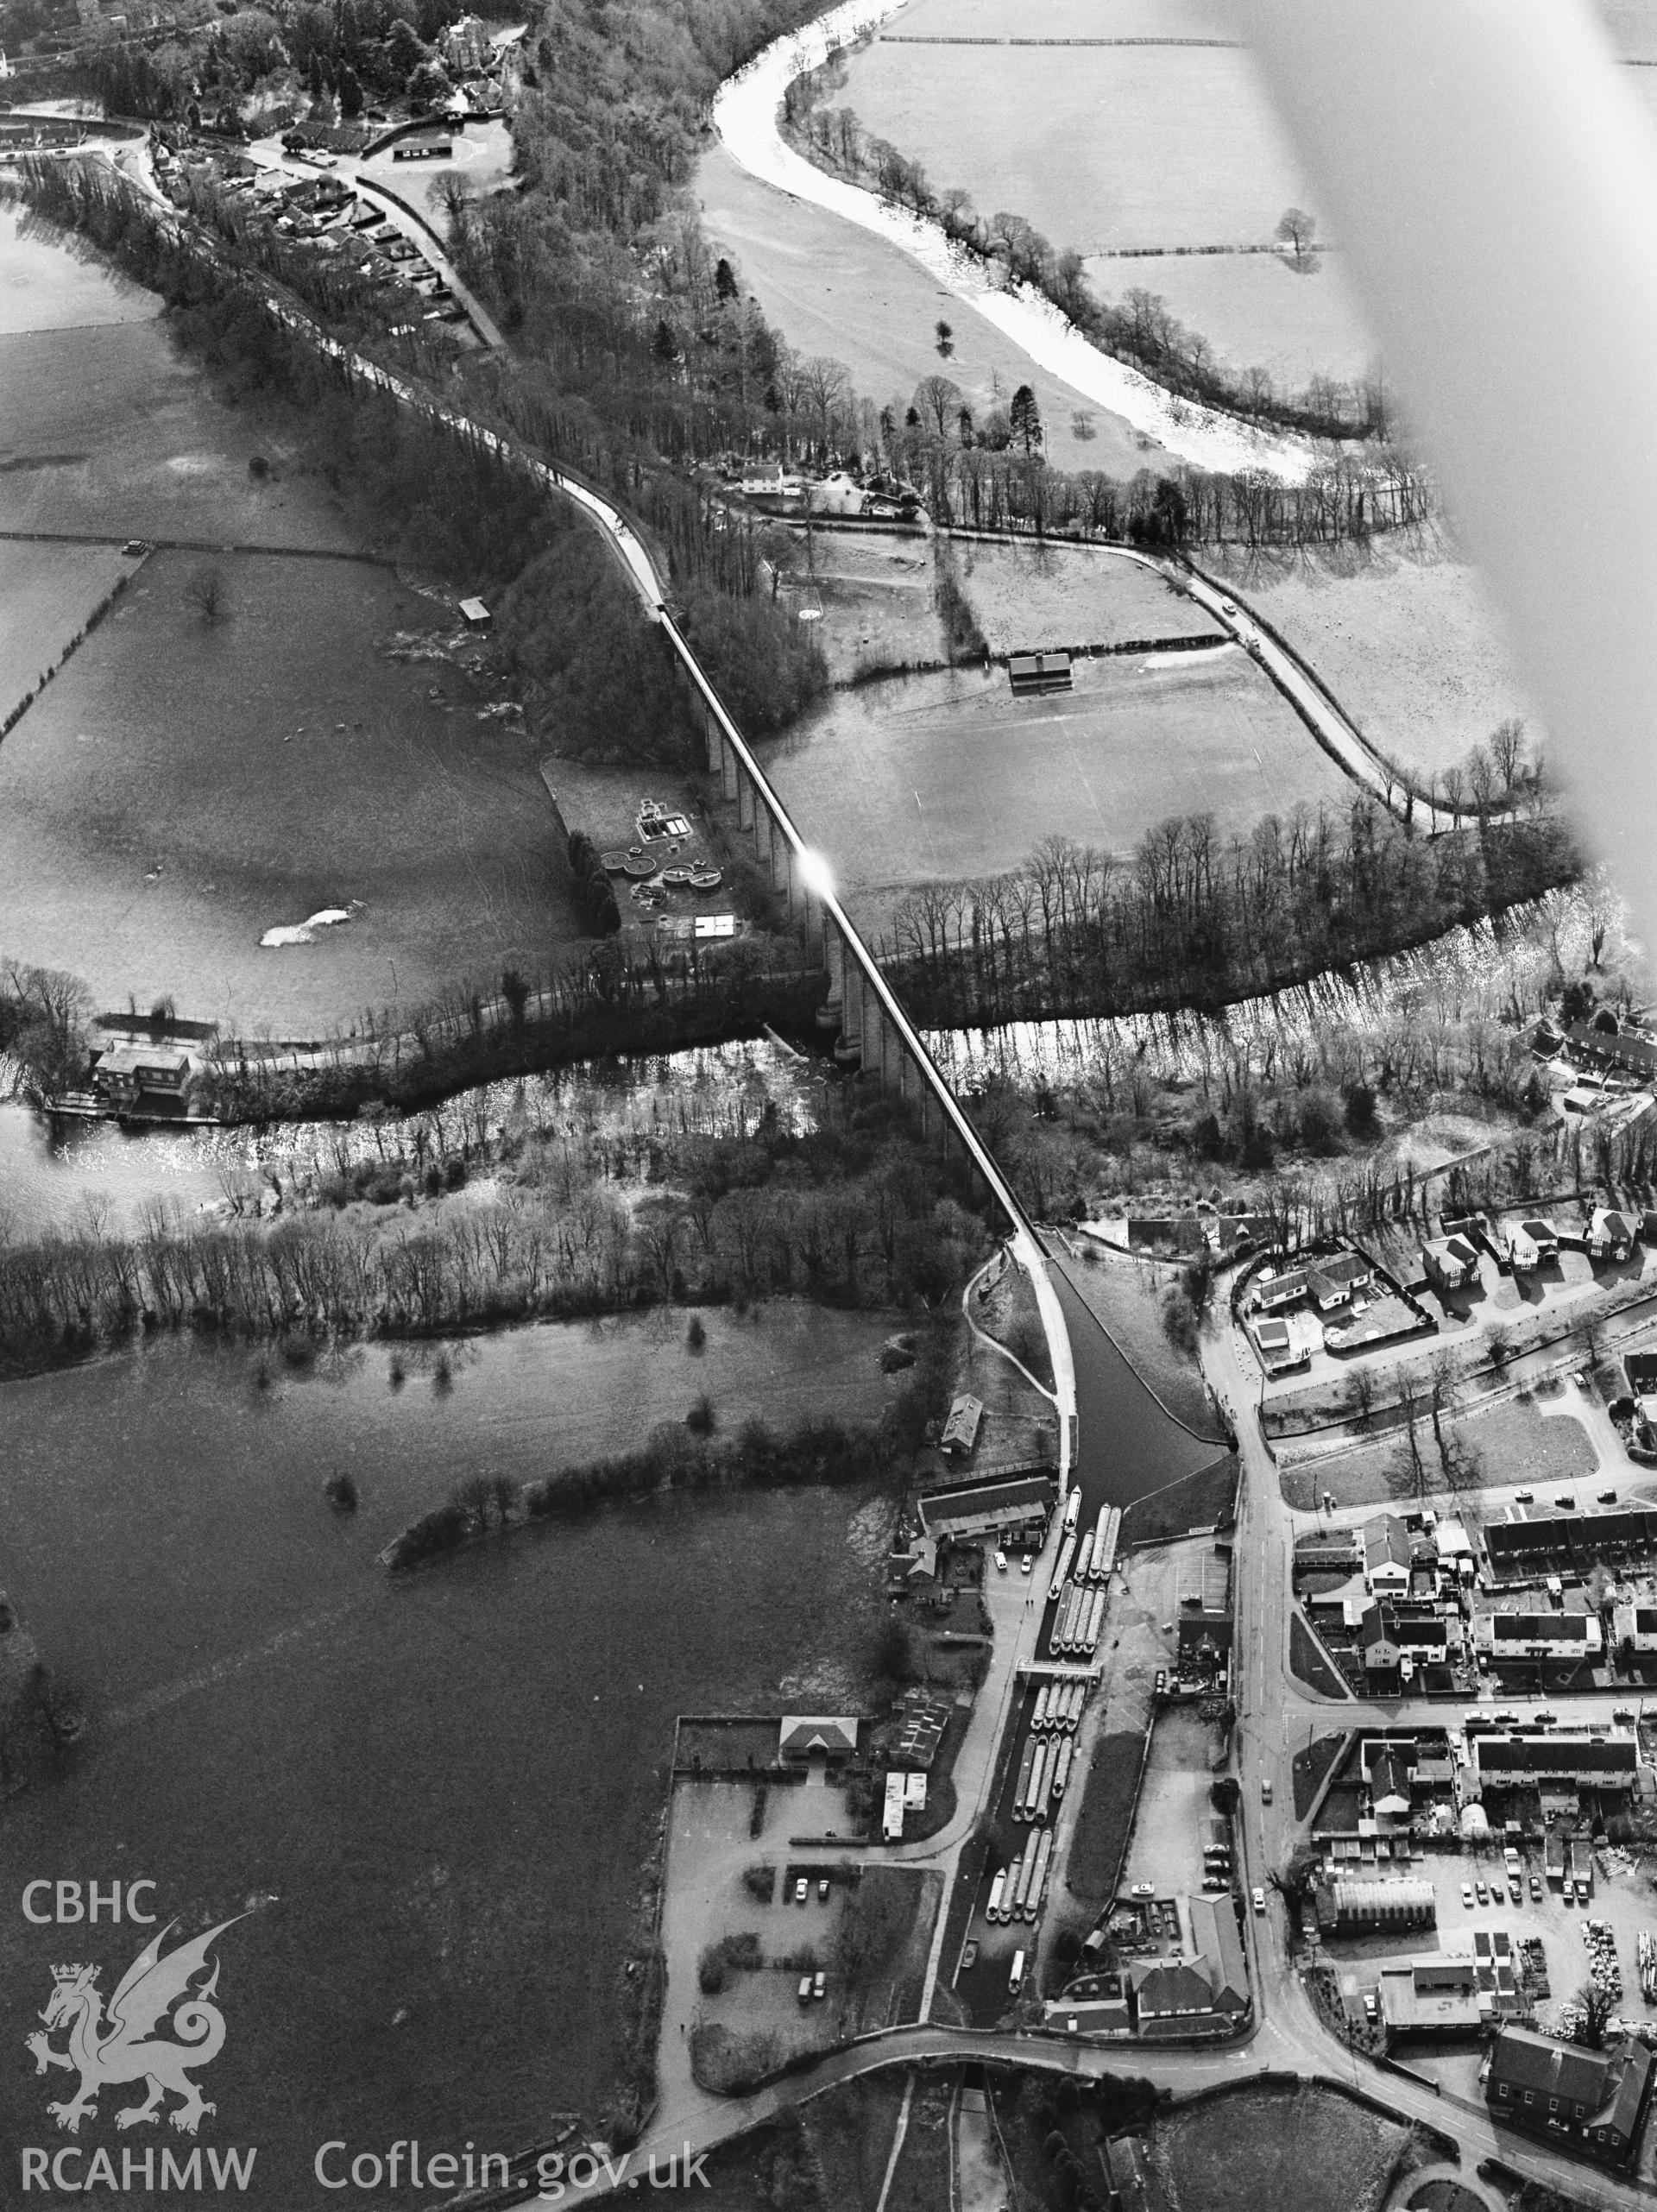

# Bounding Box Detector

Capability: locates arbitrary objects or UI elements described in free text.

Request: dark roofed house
[917,1471,1056,1544]
[91,1043,194,1116]
[1474,1733,1636,1788]
[1130,1958,1218,2034]
[939,1394,983,1458]
[778,1715,858,1762]
[1590,1207,1638,1263]
[1486,2025,1654,2166]
[1565,1019,1657,1083]
[1422,1233,1481,1292]
[1185,1894,1250,2017]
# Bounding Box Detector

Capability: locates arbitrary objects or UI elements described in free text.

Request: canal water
[0,1320,897,2201]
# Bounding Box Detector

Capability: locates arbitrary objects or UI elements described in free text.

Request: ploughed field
[759,637,1351,932]
[835,0,1380,388]
[0,548,575,1033]
[0,1310,899,2204]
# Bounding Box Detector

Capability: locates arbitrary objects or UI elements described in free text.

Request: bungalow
[1254,1267,1310,1314]
[1305,1250,1375,1312]
[1422,1233,1482,1293]
[778,1715,858,1763]
[1486,2025,1654,2167]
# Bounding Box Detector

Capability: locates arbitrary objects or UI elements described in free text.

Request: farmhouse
[1486,2026,1654,2167]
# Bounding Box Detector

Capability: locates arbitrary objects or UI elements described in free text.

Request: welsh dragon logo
[26,1916,243,2137]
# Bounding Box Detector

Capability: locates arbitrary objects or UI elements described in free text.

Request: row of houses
[1485,1502,1657,1569]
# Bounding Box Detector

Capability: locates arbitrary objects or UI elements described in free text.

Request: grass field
[1152,2080,1408,2212]
[841,0,1379,384]
[0,202,161,333]
[760,640,1352,923]
[1292,1730,1348,1818]
[0,536,133,722]
[1290,1613,1350,1704]
[696,138,1158,479]
[0,549,576,1031]
[1207,526,1543,785]
[1279,1398,1598,1514]
[1120,1454,1238,1545]
[1081,248,1377,388]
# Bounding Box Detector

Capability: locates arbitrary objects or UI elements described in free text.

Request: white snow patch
[261,905,357,948]
[713,0,1318,484]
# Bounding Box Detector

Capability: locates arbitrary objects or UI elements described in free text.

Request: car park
[1252,1887,1266,1914]
[794,1877,809,1904]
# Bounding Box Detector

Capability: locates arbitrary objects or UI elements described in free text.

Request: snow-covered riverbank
[712,0,1318,483]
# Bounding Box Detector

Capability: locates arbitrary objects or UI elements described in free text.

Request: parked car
[1220,597,1238,615]
[812,1971,826,2001]
[1599,1489,1619,1504]
[1554,1493,1577,1509]
[1252,1887,1266,1914]
[1534,1710,1557,1726]
[1131,1881,1155,1899]
[1515,1490,1534,1503]
[995,1550,1008,1573]
[1261,1778,1272,1803]
[1363,1993,1377,2020]
[961,1941,978,1971]
[1020,1556,1032,1576]
[1510,1881,1524,1904]
[794,1877,809,1904]
[817,1879,829,1900]
[1462,1883,1475,1906]
[797,1976,812,2006]
[1476,1882,1489,1904]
